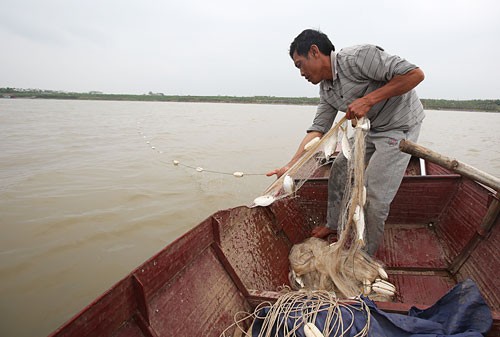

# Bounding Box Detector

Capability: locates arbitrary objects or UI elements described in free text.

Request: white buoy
[419,158,427,176]
[233,171,244,177]
[378,267,389,280]
[253,195,275,207]
[304,137,320,151]
[172,160,180,166]
[196,167,204,172]
[304,323,325,337]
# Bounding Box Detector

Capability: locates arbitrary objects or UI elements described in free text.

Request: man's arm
[346,68,425,120]
[266,131,323,178]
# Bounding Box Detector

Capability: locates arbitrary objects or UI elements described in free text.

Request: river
[0,99,499,337]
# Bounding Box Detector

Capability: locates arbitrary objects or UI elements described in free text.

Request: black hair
[289,29,335,59]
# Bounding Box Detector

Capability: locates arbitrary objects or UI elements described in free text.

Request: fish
[283,175,295,194]
[341,126,351,160]
[322,133,338,159]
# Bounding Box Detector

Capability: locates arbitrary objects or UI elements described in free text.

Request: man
[267,29,425,256]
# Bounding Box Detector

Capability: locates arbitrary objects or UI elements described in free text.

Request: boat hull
[49,158,500,336]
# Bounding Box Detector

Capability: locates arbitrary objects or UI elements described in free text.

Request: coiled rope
[219,290,371,337]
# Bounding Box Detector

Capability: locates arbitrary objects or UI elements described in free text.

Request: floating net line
[136,120,268,177]
[137,115,348,202]
[219,290,371,337]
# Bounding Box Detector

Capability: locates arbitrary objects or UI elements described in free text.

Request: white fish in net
[254,117,348,207]
[341,126,351,161]
[353,205,365,243]
[322,131,339,159]
[283,175,295,194]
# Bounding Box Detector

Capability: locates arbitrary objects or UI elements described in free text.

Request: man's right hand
[266,166,290,178]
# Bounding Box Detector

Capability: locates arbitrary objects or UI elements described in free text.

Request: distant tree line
[1,87,499,112]
[419,99,500,112]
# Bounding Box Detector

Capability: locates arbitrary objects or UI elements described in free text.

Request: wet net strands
[287,117,396,300]
[253,116,348,207]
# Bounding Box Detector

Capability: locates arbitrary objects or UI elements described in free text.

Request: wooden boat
[49,141,500,337]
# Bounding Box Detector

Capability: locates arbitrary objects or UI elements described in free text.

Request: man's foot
[311,226,335,239]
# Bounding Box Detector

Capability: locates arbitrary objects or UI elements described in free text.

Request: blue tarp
[252,279,492,337]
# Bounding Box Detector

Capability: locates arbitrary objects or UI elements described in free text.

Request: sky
[1,0,499,99]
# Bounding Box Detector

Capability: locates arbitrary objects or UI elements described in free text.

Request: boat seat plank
[387,176,459,224]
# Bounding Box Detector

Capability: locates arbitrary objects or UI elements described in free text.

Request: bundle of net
[219,289,371,337]
[287,117,396,301]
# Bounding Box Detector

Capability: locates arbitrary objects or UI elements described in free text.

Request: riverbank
[1,88,499,112]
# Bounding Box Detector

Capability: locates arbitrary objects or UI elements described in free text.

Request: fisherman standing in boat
[267,29,425,256]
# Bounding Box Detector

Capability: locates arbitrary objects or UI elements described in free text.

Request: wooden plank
[390,273,455,307]
[147,247,251,337]
[269,198,310,244]
[437,179,490,261]
[133,218,214,299]
[296,180,329,231]
[388,176,459,224]
[376,224,448,269]
[112,320,148,337]
[456,215,500,311]
[48,277,139,337]
[215,206,292,292]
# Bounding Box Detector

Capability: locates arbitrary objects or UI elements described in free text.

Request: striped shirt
[308,45,425,133]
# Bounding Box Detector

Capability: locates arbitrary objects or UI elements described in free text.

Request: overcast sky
[1,0,499,99]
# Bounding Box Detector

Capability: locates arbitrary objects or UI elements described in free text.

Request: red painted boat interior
[49,158,500,337]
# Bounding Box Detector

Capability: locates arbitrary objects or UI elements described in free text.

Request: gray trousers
[327,122,422,255]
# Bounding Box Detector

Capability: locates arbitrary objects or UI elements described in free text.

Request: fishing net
[286,117,395,299]
[252,117,348,207]
[255,116,395,299]
[288,237,393,301]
